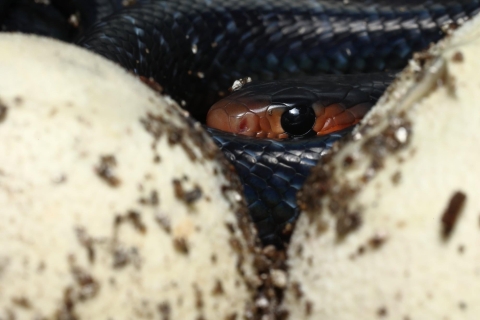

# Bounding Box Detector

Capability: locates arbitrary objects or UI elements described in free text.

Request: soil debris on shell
[155,213,172,233]
[75,227,96,263]
[336,211,363,238]
[138,190,160,206]
[114,210,147,234]
[11,297,32,309]
[451,51,464,62]
[139,75,164,93]
[369,232,389,249]
[173,237,189,254]
[95,155,121,187]
[0,101,7,122]
[157,302,171,320]
[441,191,467,239]
[172,178,203,205]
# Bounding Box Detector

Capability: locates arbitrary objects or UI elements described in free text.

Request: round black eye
[280,106,316,137]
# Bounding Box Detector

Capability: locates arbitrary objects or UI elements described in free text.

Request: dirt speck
[173,237,189,254]
[343,154,355,167]
[193,284,204,311]
[14,96,23,105]
[155,213,171,233]
[0,101,7,122]
[377,307,387,317]
[336,212,362,238]
[11,296,32,309]
[75,227,95,263]
[56,287,78,320]
[451,51,464,62]
[291,282,303,300]
[95,155,121,187]
[305,301,313,316]
[369,232,389,249]
[212,280,224,295]
[112,246,141,269]
[115,210,147,234]
[172,179,203,205]
[158,302,171,320]
[441,191,466,238]
[71,266,100,300]
[139,76,164,93]
[391,171,401,185]
[138,190,160,206]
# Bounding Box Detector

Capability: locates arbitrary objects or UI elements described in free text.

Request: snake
[1,0,478,247]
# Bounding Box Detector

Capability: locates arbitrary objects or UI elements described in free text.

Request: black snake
[1,0,478,246]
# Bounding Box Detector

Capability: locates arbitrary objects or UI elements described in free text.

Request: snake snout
[206,95,289,139]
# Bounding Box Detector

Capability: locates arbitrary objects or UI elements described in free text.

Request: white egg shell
[283,13,480,320]
[0,34,260,320]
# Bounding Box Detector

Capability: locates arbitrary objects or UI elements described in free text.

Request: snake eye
[280,105,316,137]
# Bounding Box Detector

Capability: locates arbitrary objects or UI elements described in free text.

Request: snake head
[206,78,375,139]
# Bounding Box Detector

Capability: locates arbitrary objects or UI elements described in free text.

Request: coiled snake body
[2,0,479,246]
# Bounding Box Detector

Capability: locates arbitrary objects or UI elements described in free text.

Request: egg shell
[0,34,260,320]
[284,13,480,320]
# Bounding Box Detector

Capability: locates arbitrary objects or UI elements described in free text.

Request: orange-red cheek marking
[313,102,372,135]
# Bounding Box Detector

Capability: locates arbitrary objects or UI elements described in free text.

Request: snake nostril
[280,105,316,137]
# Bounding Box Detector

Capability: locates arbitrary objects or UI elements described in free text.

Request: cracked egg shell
[0,34,260,320]
[284,13,480,320]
